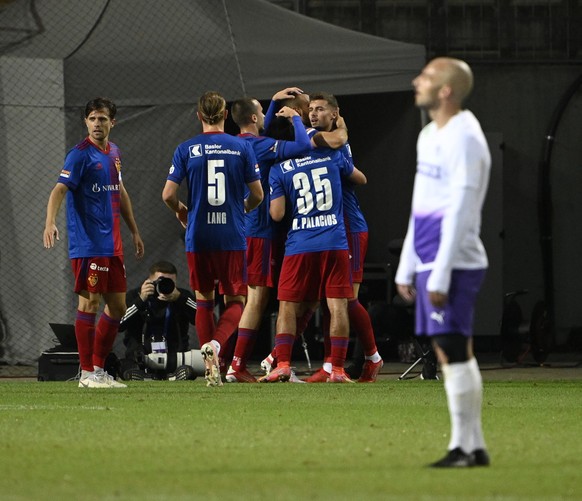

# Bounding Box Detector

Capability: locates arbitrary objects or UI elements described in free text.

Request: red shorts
[348,231,368,284]
[186,250,247,296]
[277,250,352,302]
[71,256,126,294]
[246,237,271,287]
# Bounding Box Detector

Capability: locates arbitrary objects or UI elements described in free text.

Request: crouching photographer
[119,261,205,380]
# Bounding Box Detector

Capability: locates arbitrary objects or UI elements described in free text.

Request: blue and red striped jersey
[58,137,124,258]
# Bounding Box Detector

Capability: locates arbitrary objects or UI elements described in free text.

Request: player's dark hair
[231,97,258,127]
[309,92,339,109]
[198,91,226,125]
[264,116,294,141]
[148,261,178,276]
[85,97,117,119]
[279,95,299,108]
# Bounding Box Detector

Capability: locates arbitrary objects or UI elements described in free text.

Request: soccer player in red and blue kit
[43,97,144,389]
[225,97,311,383]
[304,93,383,383]
[162,91,263,387]
[257,88,353,377]
[260,143,366,383]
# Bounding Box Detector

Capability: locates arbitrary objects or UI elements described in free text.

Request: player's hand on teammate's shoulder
[275,106,299,120]
[334,112,347,132]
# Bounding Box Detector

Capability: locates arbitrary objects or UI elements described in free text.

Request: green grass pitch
[0,378,580,500]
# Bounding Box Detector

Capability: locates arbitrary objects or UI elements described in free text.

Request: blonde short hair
[198,91,226,125]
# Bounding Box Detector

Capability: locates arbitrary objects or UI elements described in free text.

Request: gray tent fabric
[0,0,424,366]
[3,0,425,104]
[227,0,424,98]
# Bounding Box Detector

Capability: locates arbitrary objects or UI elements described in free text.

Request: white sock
[93,366,104,374]
[322,362,332,373]
[442,360,475,453]
[81,369,94,379]
[211,340,221,357]
[365,351,382,363]
[467,357,487,451]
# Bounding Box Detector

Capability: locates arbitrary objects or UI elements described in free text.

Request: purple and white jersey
[168,132,259,252]
[58,137,124,258]
[395,110,491,294]
[269,147,352,255]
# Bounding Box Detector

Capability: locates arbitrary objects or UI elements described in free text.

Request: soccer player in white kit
[395,57,491,467]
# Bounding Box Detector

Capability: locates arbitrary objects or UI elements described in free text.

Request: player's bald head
[429,57,474,104]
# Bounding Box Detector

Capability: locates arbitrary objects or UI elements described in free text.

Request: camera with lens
[151,276,175,296]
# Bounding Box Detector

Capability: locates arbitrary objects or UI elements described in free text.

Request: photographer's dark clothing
[119,287,196,363]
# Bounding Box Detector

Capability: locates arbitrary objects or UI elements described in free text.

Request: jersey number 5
[207,159,226,206]
[293,167,333,215]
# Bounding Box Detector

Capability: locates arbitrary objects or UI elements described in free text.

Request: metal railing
[268,0,582,62]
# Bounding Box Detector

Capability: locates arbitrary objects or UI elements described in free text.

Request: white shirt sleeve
[427,134,487,293]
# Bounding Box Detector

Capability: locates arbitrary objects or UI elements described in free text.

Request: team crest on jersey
[114,157,121,173]
[280,160,294,172]
[87,273,99,288]
[189,144,203,157]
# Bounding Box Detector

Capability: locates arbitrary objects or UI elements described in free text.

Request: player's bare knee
[78,295,100,314]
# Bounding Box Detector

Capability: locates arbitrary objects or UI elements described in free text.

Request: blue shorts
[415,269,486,337]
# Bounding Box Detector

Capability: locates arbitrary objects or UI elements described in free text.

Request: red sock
[232,327,257,371]
[196,299,216,346]
[330,336,349,370]
[75,310,96,371]
[220,334,236,372]
[93,313,120,369]
[214,301,244,348]
[348,299,378,356]
[274,333,295,364]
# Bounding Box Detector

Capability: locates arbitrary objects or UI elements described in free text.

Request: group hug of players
[161,87,384,386]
